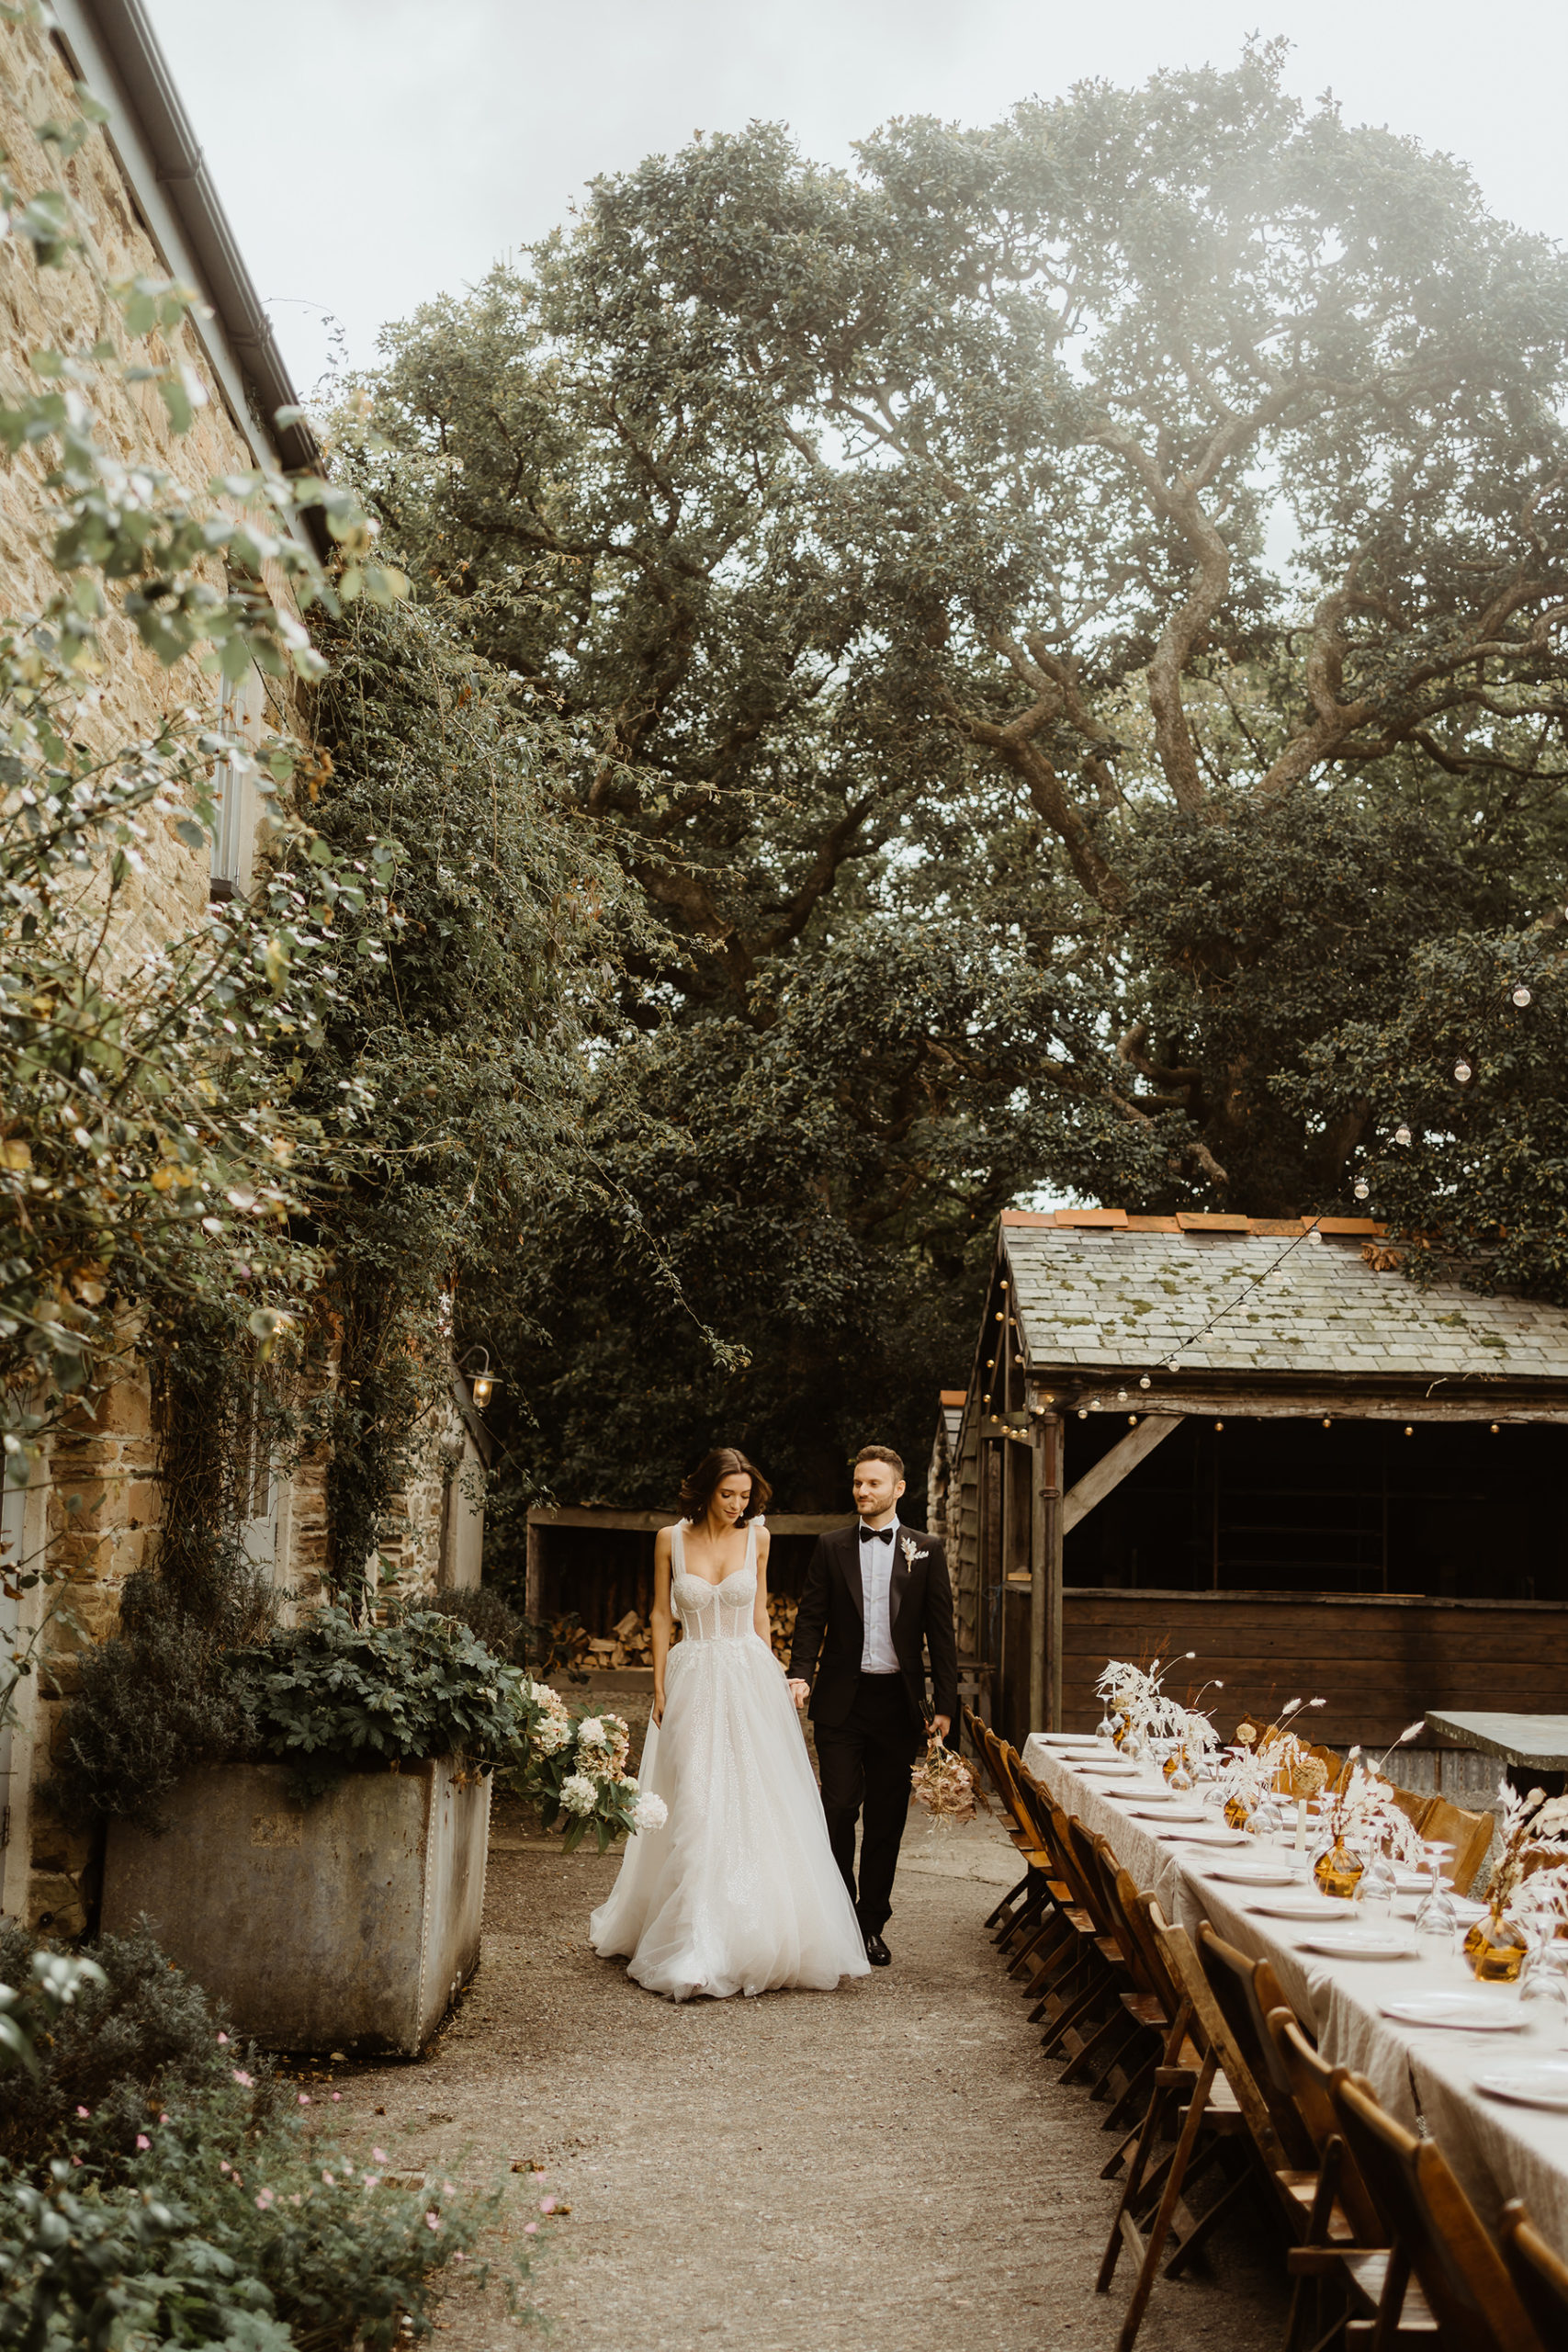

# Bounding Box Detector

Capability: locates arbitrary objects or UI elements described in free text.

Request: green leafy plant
[0,1920,525,2349]
[227,1607,543,1796]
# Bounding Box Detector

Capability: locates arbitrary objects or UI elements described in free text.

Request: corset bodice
[671,1519,759,1642]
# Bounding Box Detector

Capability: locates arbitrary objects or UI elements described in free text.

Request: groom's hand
[787,1678,810,1709]
[931,1713,951,1742]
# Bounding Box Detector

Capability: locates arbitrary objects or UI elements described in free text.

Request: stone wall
[0,20,450,1930]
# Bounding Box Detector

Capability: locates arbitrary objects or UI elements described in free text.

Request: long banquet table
[1021,1734,1568,2260]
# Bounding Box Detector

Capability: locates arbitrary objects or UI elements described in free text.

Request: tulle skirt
[589,1634,871,2001]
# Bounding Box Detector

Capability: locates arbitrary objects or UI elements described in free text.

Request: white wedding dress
[590,1520,871,2001]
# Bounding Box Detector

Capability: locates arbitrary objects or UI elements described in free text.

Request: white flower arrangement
[632,1792,669,1833]
[559,1772,598,1816]
[574,1710,631,1778]
[1314,1741,1427,1868]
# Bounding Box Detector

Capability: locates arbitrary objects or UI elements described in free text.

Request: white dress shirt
[858,1518,901,1675]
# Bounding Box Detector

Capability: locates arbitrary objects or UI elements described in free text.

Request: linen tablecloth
[1021,1736,1568,2259]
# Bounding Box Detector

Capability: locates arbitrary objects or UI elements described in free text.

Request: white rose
[577,1716,605,1746]
[560,1772,598,1816]
[632,1792,668,1832]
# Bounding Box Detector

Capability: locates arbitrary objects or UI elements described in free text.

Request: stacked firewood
[578,1596,800,1669]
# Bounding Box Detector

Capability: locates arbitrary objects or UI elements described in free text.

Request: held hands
[931,1714,951,1742]
[787,1678,810,1710]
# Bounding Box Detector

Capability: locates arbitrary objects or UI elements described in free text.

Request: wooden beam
[525,1507,856,1534]
[1052,1392,1568,1424]
[1062,1414,1185,1535]
[1032,1413,1063,1732]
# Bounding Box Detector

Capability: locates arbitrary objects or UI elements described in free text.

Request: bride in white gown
[590,1448,870,2001]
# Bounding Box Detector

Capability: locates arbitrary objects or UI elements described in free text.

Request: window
[209,665,267,902]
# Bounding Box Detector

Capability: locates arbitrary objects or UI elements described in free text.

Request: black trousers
[814,1673,922,1935]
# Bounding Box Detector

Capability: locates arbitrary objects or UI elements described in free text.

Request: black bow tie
[859,1524,895,1544]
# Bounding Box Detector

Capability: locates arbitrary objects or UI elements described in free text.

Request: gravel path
[327,1809,1289,2351]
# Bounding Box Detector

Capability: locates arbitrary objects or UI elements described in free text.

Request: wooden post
[525,1516,543,1623]
[1033,1411,1064,1731]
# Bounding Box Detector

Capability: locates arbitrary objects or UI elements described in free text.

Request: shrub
[0,2165,293,2352]
[42,1585,266,1838]
[423,1585,524,1663]
[0,1923,524,2349]
[0,1920,276,2177]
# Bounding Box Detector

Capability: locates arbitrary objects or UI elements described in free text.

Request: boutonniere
[900,1535,926,1567]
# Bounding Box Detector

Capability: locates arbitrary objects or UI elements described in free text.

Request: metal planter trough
[102,1756,491,2053]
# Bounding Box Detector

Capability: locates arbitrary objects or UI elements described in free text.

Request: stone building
[0,4,483,1930]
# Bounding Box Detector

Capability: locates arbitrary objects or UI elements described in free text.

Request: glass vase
[1314,1838,1365,1900]
[1463,1906,1528,1984]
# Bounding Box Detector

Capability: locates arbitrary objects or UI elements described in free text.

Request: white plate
[1476,2064,1568,2113]
[1247,1898,1357,1922]
[1128,1806,1208,1823]
[1207,1864,1303,1886]
[1381,1995,1527,2033]
[1299,1932,1418,1962]
[1035,1734,1108,1747]
[1079,1764,1142,1778]
[1164,1829,1252,1849]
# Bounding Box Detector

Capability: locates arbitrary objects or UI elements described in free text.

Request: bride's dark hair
[678,1446,772,1523]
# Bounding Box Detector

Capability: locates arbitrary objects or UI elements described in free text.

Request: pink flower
[372,2147,387,2163]
[289,2193,301,2207]
[135,2134,150,2151]
[297,2094,310,2106]
[424,2211,441,2233]
[159,2114,168,2124]
[220,2161,231,2176]
[232,2070,254,2088]
[363,2176,382,2190]
[538,2197,557,2214]
[321,2171,335,2186]
[331,2091,341,2102]
[71,2155,81,2166]
[524,2221,538,2235]
[217,2031,229,2045]
[75,2106,89,2119]
[442,2180,455,2196]
[254,2188,275,2211]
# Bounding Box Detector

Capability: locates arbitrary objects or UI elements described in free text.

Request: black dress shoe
[863,1931,891,1966]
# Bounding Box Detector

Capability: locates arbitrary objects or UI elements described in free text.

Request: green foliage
[343,42,1568,1494]
[0,1921,274,2176]
[0,1945,105,2080]
[288,594,649,1602]
[227,1607,538,1793]
[42,1586,267,1838]
[0,2165,294,2352]
[0,1920,519,2351]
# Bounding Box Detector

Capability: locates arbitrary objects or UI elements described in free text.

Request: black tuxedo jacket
[787,1522,959,1733]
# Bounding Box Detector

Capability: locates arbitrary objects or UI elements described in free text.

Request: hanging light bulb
[1454,1060,1472,1084]
[1116,1387,1128,1403]
[1513,986,1532,1008]
[1139,1374,1152,1389]
[1394,1125,1412,1147]
[1353,1181,1370,1200]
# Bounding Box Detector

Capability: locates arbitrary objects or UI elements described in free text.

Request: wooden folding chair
[1263,2008,1436,2350]
[1414,1794,1494,1894]
[1499,2201,1568,2346]
[1095,1904,1255,2352]
[1330,2072,1547,2352]
[970,1724,1052,1940]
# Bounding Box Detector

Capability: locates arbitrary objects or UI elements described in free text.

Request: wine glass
[1518,1939,1568,2041]
[1353,1848,1397,1927]
[1412,1840,1460,1951]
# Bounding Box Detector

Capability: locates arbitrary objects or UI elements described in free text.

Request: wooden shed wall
[1036,1588,1568,1753]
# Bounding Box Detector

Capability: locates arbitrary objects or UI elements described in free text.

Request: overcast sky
[143,0,1568,402]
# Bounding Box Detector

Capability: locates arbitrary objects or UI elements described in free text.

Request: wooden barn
[947,1209,1568,1792]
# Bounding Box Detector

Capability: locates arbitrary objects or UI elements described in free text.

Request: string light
[1454,1060,1472,1084]
[1353,1181,1370,1200]
[1139,1374,1151,1389]
[1394,1125,1412,1146]
[1512,986,1532,1008]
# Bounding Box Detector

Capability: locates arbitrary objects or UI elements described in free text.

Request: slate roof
[1001,1211,1568,1386]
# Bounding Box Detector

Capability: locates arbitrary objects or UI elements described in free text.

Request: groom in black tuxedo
[787,1444,959,1966]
